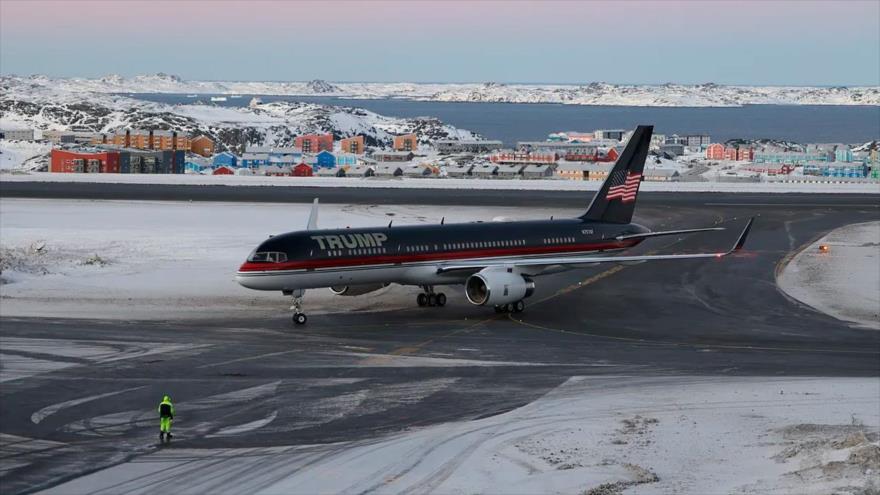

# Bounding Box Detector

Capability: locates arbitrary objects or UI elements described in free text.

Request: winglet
[306,198,319,230]
[732,217,754,252]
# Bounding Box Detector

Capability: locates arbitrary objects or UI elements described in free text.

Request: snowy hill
[4,74,879,107]
[0,76,477,153]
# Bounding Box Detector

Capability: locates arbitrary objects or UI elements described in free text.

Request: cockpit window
[247,251,288,263]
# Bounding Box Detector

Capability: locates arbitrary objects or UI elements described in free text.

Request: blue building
[335,153,358,167]
[834,146,853,163]
[241,147,302,169]
[316,150,336,169]
[754,150,828,165]
[213,152,238,168]
[241,152,269,168]
[803,161,867,178]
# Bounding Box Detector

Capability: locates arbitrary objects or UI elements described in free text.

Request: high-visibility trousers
[160,417,172,433]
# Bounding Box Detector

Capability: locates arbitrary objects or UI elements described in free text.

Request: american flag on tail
[605,170,642,203]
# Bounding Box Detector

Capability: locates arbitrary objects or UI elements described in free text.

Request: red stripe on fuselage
[238,239,641,273]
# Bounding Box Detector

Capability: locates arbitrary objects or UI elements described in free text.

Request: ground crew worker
[158,395,174,441]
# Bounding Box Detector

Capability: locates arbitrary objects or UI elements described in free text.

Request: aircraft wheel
[417,293,428,307]
[293,313,307,325]
[494,305,503,313]
[436,293,447,307]
[427,294,438,307]
[512,301,525,313]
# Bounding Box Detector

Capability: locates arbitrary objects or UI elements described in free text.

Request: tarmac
[0,186,878,494]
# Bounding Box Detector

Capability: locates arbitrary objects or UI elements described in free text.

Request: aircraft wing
[437,218,753,274]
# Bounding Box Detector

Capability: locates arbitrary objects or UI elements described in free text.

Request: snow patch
[778,221,880,329]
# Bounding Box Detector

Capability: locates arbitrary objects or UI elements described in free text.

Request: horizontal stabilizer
[615,226,725,241]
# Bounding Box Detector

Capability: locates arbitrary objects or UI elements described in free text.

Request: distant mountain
[306,79,340,93]
[6,74,878,107]
[0,76,477,153]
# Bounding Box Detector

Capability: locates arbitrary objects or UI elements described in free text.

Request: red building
[706,143,725,160]
[339,135,365,154]
[295,134,334,153]
[562,147,619,163]
[706,143,754,161]
[292,163,313,177]
[393,134,418,151]
[602,148,619,162]
[212,166,235,175]
[737,147,754,161]
[50,149,121,173]
[743,163,794,175]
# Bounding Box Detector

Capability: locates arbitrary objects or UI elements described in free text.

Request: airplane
[236,125,754,325]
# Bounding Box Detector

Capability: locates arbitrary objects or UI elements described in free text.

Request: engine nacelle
[465,268,534,306]
[329,283,388,296]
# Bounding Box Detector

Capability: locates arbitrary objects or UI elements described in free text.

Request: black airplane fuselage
[236,218,650,291]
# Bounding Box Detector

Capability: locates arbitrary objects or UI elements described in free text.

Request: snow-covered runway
[38,375,880,495]
[0,198,578,320]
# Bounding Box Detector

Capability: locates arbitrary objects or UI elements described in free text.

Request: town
[1,126,878,183]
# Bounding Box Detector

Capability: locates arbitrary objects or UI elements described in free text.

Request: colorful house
[50,149,121,173]
[213,152,238,168]
[185,156,212,174]
[292,163,314,177]
[295,134,334,153]
[393,134,418,151]
[803,161,867,178]
[834,146,853,163]
[190,135,215,157]
[315,151,336,169]
[335,153,358,167]
[241,152,269,168]
[212,166,235,175]
[339,136,365,154]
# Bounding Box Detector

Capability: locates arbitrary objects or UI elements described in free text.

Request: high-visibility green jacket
[158,396,175,419]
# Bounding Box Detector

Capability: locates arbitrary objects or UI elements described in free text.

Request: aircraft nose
[236,262,258,289]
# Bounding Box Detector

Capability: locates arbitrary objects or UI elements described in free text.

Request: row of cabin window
[322,247,387,257]
[543,237,576,244]
[442,239,527,251]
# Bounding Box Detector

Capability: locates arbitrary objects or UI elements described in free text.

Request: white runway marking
[208,411,279,437]
[31,386,146,424]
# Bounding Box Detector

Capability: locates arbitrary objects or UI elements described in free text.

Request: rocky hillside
[6,74,879,107]
[0,76,477,153]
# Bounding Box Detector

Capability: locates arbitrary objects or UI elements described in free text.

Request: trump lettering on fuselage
[311,233,388,250]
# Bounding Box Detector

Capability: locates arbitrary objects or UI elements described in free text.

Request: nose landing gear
[285,289,307,325]
[417,286,446,307]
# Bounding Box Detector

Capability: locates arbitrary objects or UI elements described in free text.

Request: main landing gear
[285,289,307,325]
[494,300,525,314]
[416,286,446,307]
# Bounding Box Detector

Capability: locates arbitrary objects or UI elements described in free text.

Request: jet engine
[464,268,534,306]
[329,284,388,296]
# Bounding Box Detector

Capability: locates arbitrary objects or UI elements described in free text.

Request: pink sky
[1,0,878,85]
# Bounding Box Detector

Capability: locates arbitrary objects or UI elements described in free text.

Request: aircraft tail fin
[580,125,653,224]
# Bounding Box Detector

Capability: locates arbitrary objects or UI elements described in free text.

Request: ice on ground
[0,336,209,383]
[0,353,77,383]
[40,376,880,495]
[0,198,579,320]
[778,221,880,330]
